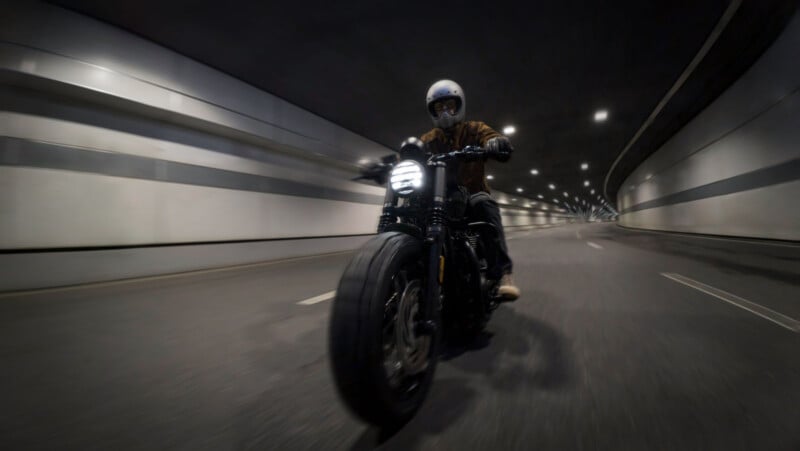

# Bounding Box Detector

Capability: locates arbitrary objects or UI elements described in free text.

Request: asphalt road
[1,223,799,450]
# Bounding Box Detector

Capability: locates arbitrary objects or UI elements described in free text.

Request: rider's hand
[485,137,513,162]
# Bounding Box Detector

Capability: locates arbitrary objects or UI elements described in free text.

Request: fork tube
[425,162,447,320]
[377,186,397,233]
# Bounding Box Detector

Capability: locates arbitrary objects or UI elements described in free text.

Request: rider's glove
[485,137,513,162]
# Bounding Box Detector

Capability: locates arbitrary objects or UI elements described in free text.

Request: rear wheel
[329,232,439,426]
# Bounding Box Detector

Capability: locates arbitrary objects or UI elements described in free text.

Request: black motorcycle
[329,137,504,426]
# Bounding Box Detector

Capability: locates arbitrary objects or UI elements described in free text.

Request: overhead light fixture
[358,158,372,166]
[563,192,569,197]
[511,198,517,201]
[590,189,595,195]
[516,187,523,193]
[581,162,589,171]
[503,125,516,135]
[553,199,559,203]
[594,109,608,122]
[530,169,539,175]
[537,194,544,199]
[584,180,590,187]
[548,184,556,190]
[486,175,494,180]
[575,196,579,201]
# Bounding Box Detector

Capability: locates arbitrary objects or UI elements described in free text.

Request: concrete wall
[617,11,800,241]
[0,2,567,291]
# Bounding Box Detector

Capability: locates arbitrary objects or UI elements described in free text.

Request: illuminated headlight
[390,160,425,196]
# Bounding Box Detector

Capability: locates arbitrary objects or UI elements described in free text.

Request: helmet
[426,79,465,129]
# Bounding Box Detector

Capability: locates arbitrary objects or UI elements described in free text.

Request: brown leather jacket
[420,121,503,194]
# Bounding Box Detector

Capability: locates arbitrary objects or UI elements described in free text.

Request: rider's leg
[468,192,519,300]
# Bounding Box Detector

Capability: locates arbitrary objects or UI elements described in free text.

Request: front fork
[377,187,397,233]
[420,162,447,335]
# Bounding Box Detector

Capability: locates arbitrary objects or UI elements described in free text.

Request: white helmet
[426,79,465,129]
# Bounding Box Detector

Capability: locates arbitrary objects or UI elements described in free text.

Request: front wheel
[329,232,439,426]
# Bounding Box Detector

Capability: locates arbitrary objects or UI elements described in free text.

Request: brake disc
[395,279,430,375]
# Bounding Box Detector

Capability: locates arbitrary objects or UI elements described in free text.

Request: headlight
[390,160,425,196]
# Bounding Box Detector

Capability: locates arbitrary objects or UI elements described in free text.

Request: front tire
[329,232,439,426]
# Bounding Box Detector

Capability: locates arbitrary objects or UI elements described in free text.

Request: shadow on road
[443,306,576,392]
[350,306,576,450]
[349,378,476,451]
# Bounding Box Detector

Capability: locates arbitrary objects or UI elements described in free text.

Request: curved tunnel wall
[0,2,566,291]
[617,10,800,241]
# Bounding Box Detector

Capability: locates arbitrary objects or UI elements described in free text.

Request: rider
[420,79,520,301]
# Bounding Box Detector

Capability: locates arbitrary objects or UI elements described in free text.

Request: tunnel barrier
[617,10,800,241]
[0,2,567,291]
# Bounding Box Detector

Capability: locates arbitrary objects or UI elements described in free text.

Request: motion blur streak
[1,223,798,449]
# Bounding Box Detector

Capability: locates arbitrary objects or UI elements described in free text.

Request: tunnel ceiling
[50,0,796,206]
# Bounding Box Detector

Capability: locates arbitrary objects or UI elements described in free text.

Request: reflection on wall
[618,12,800,241]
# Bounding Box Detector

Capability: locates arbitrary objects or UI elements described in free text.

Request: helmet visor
[430,97,461,118]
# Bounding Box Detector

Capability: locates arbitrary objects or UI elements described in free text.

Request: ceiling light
[516,187,523,193]
[511,198,517,201]
[537,194,544,199]
[503,125,516,135]
[581,162,589,171]
[530,169,539,175]
[553,199,559,203]
[548,184,556,190]
[594,110,608,122]
[563,192,568,197]
[590,189,595,195]
[486,175,494,180]
[575,196,579,201]
[357,158,371,165]
[584,180,590,187]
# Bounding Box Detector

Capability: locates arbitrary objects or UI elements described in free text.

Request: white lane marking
[587,241,603,250]
[297,290,336,305]
[660,273,800,332]
[576,230,582,239]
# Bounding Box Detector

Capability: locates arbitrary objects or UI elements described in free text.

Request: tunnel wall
[0,2,567,291]
[617,11,800,241]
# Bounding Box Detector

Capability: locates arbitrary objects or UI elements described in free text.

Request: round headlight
[390,160,425,196]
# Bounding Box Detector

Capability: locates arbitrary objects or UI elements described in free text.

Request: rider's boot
[497,272,520,302]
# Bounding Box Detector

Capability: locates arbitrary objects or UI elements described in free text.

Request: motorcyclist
[420,79,520,301]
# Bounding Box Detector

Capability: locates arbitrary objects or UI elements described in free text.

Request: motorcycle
[329,137,505,426]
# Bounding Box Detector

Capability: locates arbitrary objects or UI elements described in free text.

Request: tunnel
[1,1,799,449]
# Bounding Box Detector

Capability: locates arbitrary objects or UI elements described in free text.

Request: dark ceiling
[51,0,797,208]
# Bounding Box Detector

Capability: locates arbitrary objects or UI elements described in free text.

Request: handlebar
[429,146,487,163]
[357,146,493,185]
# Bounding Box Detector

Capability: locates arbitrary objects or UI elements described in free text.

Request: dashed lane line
[587,242,604,250]
[661,272,800,332]
[297,290,336,305]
